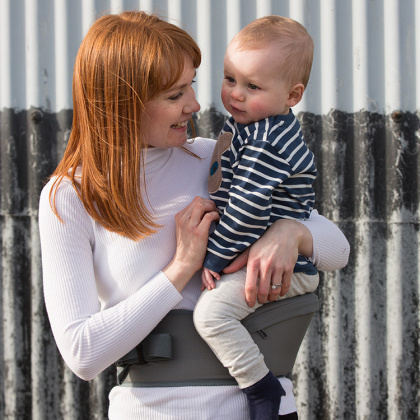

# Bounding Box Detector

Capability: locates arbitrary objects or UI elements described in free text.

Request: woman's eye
[169,80,195,101]
[169,92,182,101]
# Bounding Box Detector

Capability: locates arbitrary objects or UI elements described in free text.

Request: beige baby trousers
[193,267,319,389]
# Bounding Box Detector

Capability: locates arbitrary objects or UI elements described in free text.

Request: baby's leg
[194,267,268,388]
[194,267,284,419]
[281,271,319,299]
[194,270,319,385]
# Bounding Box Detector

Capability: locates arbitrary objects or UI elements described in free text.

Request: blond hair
[234,15,313,88]
[50,11,201,240]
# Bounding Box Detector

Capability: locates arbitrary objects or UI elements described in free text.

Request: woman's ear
[286,84,305,107]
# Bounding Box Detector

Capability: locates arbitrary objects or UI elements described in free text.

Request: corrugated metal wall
[0,0,419,419]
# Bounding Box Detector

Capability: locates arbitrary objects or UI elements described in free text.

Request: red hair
[50,11,201,240]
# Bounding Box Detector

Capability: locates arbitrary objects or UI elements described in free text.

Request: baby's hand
[201,267,221,291]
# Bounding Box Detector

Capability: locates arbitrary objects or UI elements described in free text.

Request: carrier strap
[115,293,319,387]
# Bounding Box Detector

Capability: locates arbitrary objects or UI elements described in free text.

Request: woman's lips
[171,120,189,129]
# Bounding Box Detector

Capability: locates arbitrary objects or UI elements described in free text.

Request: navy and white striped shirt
[204,112,317,274]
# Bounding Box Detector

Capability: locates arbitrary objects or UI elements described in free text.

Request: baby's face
[221,41,291,125]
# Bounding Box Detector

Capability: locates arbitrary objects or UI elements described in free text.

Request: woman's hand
[163,197,219,292]
[223,219,313,307]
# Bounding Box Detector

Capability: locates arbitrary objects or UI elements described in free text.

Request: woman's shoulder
[40,176,79,205]
[39,176,87,224]
[184,137,216,159]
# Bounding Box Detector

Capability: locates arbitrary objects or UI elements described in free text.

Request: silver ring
[271,283,283,290]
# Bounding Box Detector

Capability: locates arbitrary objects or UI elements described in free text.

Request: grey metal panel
[0,0,419,419]
[2,0,418,114]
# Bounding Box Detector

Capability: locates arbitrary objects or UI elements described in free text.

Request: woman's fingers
[244,259,261,307]
[182,197,217,222]
[174,197,219,272]
[165,197,220,292]
[223,249,249,274]
[176,197,218,230]
[267,275,283,301]
[266,267,292,301]
[255,266,272,304]
[278,269,292,297]
[243,238,297,306]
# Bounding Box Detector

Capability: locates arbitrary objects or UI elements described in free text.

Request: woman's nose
[185,89,201,113]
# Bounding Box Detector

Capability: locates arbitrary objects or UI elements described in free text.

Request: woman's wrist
[271,219,313,258]
[295,221,313,258]
[162,259,195,293]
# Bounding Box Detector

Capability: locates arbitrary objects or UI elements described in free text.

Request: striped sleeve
[204,139,295,272]
[204,116,316,273]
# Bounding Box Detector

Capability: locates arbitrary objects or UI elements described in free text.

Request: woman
[38,11,349,419]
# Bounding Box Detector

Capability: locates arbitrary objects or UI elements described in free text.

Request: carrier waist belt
[115,293,319,387]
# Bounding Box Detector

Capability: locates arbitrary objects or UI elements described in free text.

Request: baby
[193,16,319,420]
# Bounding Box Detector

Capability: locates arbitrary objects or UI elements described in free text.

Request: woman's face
[143,55,201,148]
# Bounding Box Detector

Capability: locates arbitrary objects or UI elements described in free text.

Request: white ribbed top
[39,137,349,419]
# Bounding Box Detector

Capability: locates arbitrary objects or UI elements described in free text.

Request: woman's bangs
[156,36,200,93]
[161,49,186,92]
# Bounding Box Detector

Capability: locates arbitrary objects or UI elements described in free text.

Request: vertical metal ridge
[196,0,214,110]
[0,1,419,419]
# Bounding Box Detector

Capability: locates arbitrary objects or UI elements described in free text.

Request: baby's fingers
[202,268,216,290]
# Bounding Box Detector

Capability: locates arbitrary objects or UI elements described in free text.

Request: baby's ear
[287,84,305,107]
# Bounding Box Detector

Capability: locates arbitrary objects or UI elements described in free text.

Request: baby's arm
[205,141,293,273]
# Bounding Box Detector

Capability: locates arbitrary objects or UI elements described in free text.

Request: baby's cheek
[221,89,230,109]
[248,100,269,121]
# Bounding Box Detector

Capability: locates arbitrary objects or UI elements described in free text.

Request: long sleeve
[39,181,183,380]
[301,210,350,271]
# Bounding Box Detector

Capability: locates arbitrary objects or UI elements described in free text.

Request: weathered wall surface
[1,1,419,419]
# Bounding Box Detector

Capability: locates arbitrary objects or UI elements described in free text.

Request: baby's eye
[249,84,259,90]
[225,76,235,84]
